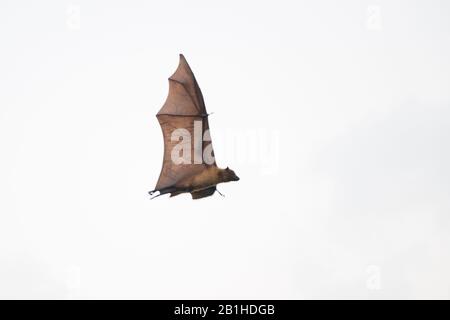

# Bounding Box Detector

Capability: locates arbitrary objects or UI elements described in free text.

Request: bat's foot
[216,189,225,197]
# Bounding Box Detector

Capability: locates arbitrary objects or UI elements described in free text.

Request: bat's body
[149,54,239,200]
[174,166,239,197]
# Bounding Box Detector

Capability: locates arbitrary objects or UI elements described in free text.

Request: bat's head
[222,167,240,182]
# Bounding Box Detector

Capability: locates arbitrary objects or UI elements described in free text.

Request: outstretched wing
[154,54,216,192]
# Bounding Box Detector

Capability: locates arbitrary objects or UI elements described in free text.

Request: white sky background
[1,0,450,299]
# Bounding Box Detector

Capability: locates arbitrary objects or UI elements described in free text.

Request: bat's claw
[149,190,161,199]
[149,191,162,200]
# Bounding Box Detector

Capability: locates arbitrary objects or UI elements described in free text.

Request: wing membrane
[153,55,216,192]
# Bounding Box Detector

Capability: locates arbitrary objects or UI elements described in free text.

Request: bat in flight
[149,54,239,200]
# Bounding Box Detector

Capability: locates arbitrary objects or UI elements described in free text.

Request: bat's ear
[226,166,229,170]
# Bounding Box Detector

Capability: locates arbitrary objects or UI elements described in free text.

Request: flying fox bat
[149,54,239,200]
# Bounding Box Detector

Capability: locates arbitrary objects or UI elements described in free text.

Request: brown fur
[169,166,239,198]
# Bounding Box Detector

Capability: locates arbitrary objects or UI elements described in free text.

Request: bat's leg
[216,188,225,197]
